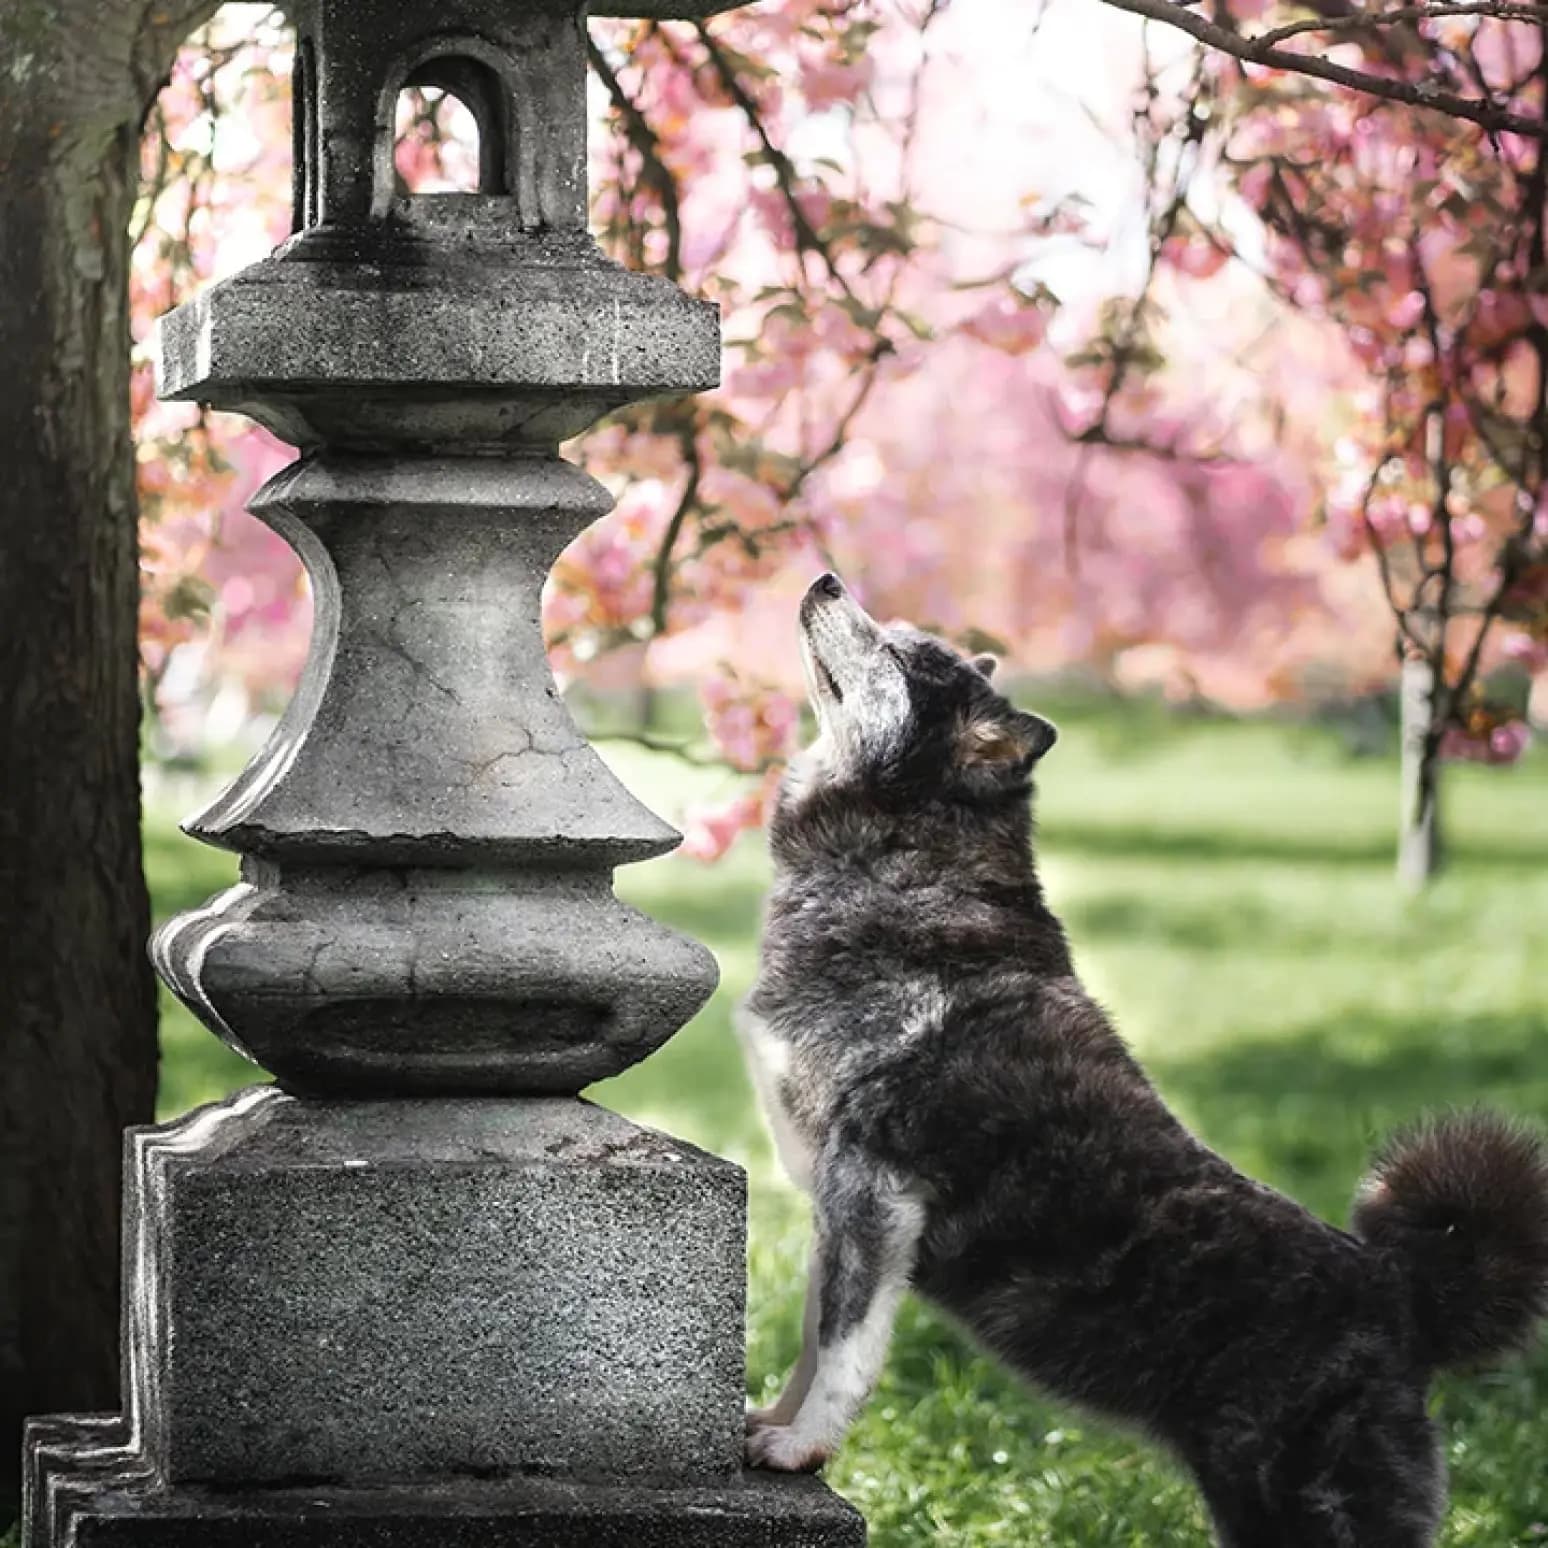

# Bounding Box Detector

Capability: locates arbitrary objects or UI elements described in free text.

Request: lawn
[145,696,1548,1547]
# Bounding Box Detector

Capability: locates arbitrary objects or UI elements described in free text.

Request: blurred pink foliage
[133,0,1546,851]
[133,7,304,741]
[1153,1,1548,766]
[700,674,802,771]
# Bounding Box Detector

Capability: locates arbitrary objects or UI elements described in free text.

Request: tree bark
[0,0,217,1521]
[1397,654,1443,891]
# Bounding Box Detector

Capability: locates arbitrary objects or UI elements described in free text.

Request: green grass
[145,700,1548,1546]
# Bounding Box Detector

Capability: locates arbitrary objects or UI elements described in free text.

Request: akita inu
[738,571,1548,1547]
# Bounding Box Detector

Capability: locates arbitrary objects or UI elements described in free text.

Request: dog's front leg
[747,1146,923,1473]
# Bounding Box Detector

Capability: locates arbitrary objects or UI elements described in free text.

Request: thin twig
[1257,0,1548,49]
[590,729,728,767]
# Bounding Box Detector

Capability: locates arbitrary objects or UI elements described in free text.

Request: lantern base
[119,1088,749,1486]
[24,1418,866,1548]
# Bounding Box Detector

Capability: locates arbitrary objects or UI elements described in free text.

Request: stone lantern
[22,0,863,1541]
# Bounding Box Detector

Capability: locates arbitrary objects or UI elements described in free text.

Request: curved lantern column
[22,0,864,1542]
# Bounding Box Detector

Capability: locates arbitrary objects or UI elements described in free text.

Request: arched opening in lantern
[392,56,507,195]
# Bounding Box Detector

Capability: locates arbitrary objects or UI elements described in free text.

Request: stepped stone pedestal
[22,0,863,1542]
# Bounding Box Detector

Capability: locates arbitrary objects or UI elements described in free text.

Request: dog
[737,571,1548,1547]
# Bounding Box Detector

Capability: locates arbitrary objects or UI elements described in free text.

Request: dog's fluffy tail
[1351,1110,1548,1371]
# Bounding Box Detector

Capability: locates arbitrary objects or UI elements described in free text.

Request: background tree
[0,0,220,1517]
[1128,3,1548,884]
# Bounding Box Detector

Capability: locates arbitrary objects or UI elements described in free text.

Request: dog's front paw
[745,1424,830,1473]
[745,1404,780,1435]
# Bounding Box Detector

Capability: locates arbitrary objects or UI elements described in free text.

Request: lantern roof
[156,0,738,447]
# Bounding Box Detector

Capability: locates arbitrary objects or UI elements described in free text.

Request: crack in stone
[461,730,534,780]
[541,1130,659,1163]
[405,935,421,998]
[367,628,464,706]
[298,938,331,996]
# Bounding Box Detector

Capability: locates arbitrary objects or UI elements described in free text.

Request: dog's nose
[811,572,844,600]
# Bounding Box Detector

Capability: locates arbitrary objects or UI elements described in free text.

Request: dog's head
[791,572,1056,806]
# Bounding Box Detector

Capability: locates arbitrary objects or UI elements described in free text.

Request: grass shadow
[1152,1008,1548,1221]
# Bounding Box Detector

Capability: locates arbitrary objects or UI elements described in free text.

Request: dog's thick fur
[739,574,1548,1547]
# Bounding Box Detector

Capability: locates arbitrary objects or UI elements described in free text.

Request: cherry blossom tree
[134,0,1378,869]
[1124,5,1548,883]
[1,0,234,1510]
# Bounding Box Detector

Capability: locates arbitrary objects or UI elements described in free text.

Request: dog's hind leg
[1197,1404,1444,1548]
[1204,1492,1437,1548]
[746,1139,924,1473]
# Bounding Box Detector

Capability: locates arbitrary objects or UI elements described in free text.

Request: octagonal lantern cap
[154,241,720,450]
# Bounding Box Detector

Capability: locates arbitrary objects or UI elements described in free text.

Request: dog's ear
[959,710,1057,771]
[1018,711,1058,761]
[970,653,999,680]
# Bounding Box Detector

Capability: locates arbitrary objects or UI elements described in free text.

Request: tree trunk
[1397,654,1443,891]
[0,0,217,1520]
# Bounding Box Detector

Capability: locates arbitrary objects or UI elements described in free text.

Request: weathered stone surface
[156,241,721,450]
[151,307,723,1101]
[152,869,717,1095]
[290,0,592,230]
[274,0,750,238]
[148,455,719,1095]
[22,1416,140,1548]
[27,1428,865,1548]
[186,457,674,865]
[124,1089,746,1486]
[146,8,731,1106]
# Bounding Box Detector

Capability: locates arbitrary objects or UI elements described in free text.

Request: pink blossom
[1448,511,1487,545]
[960,294,1049,356]
[700,466,784,532]
[1488,721,1532,764]
[1440,718,1532,765]
[700,674,801,771]
[1500,631,1548,672]
[799,56,873,112]
[678,789,767,862]
[1385,291,1425,330]
[1161,235,1230,281]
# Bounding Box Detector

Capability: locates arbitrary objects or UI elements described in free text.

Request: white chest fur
[734,1003,817,1193]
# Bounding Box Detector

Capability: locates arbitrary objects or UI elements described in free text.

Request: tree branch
[649,429,703,636]
[1092,0,1548,138]
[590,729,728,767]
[586,36,685,281]
[691,21,867,308]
